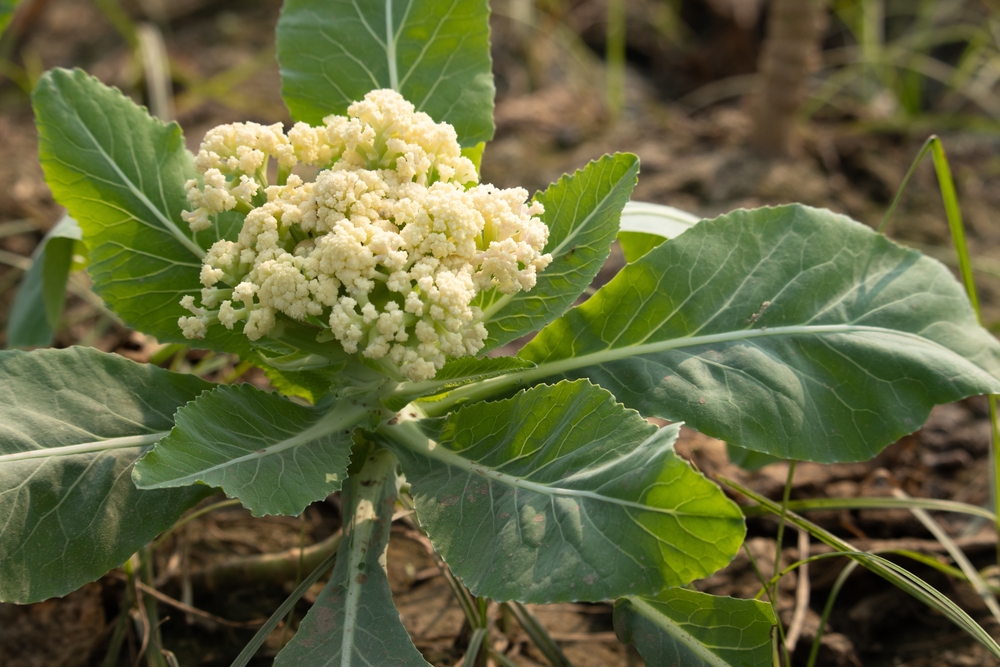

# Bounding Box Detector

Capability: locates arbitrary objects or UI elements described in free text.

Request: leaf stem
[806,561,858,667]
[0,431,169,463]
[386,0,399,90]
[773,460,797,582]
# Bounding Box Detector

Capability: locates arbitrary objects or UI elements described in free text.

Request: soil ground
[3,1,1000,665]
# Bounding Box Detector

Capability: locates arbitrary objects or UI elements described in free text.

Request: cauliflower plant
[178,90,552,382]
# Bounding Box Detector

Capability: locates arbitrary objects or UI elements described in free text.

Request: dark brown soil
[3,1,1000,666]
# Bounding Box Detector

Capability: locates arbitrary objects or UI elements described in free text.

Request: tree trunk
[750,0,824,157]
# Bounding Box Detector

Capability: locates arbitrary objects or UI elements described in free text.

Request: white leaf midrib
[384,0,399,90]
[0,432,168,463]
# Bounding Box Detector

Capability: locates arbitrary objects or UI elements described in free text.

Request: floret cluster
[178,89,552,382]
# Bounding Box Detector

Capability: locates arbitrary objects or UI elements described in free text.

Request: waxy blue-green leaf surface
[614,588,776,667]
[513,205,1000,463]
[381,380,745,603]
[0,347,213,603]
[479,153,640,350]
[134,384,374,517]
[273,449,430,667]
[276,0,494,146]
[33,68,246,353]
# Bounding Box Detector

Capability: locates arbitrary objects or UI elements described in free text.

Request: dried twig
[111,572,264,628]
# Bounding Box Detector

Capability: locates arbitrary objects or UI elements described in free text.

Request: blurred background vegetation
[4,2,1000,666]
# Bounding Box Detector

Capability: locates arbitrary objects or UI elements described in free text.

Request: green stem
[505,601,574,667]
[100,598,131,667]
[773,461,797,581]
[606,0,626,118]
[806,562,859,667]
[139,548,168,667]
[742,543,789,667]
[771,460,796,665]
[280,512,308,647]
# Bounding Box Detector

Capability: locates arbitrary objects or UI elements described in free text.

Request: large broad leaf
[434,205,1000,463]
[618,200,701,263]
[33,68,246,353]
[380,380,745,603]
[133,384,375,517]
[614,589,776,667]
[273,449,430,667]
[478,153,640,351]
[276,0,494,147]
[0,347,213,603]
[7,216,84,348]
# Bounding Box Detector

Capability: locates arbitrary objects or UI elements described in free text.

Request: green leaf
[508,204,1000,463]
[32,68,246,354]
[726,444,781,472]
[5,252,50,348]
[479,153,640,351]
[462,141,486,173]
[618,200,701,263]
[250,348,345,404]
[618,232,664,264]
[0,347,213,603]
[133,384,376,517]
[613,589,776,667]
[6,216,83,348]
[273,449,430,667]
[382,355,535,411]
[0,0,23,35]
[276,0,494,146]
[380,380,745,603]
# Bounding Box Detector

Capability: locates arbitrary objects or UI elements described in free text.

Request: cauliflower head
[178,89,552,382]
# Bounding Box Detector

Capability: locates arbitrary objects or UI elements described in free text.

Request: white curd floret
[178,89,552,381]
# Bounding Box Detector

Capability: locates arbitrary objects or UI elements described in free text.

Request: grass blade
[229,549,337,667]
[878,134,1000,566]
[720,476,1000,658]
[740,496,996,521]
